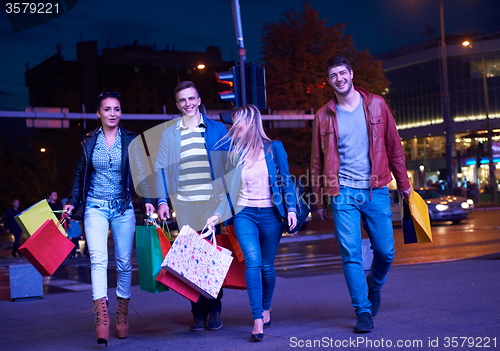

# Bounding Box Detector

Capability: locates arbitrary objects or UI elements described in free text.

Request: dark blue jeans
[234,206,283,320]
[331,186,394,316]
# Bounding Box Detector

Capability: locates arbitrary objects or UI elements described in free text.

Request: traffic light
[216,63,267,111]
[216,66,241,108]
[244,63,267,110]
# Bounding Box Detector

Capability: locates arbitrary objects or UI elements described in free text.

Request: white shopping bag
[161,225,233,299]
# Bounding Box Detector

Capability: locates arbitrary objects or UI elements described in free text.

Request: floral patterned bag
[161,225,233,299]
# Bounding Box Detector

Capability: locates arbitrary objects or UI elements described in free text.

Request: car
[389,189,403,223]
[390,187,474,225]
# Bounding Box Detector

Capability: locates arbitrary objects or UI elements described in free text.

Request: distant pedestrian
[64,91,136,345]
[66,218,82,258]
[206,104,297,342]
[311,55,412,333]
[4,199,23,257]
[47,191,63,220]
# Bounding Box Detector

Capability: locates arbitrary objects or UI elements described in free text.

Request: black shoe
[251,333,264,342]
[354,312,373,333]
[207,311,223,331]
[367,276,381,316]
[190,316,206,331]
[263,310,272,328]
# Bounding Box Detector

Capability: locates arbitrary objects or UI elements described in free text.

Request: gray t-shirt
[336,98,371,189]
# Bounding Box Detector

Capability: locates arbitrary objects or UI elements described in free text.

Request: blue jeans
[84,197,136,300]
[330,186,394,316]
[234,206,283,320]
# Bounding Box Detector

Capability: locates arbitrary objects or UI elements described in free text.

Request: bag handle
[145,215,174,242]
[58,210,70,233]
[161,219,174,242]
[144,215,173,257]
[199,225,217,247]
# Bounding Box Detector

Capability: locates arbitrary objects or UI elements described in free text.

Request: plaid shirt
[88,128,124,201]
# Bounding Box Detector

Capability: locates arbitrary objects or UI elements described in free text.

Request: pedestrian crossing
[275,252,342,272]
[0,251,343,297]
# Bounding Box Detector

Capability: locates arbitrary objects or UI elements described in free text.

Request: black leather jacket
[67,127,136,216]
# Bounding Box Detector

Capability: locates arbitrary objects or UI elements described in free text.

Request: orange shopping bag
[218,233,246,290]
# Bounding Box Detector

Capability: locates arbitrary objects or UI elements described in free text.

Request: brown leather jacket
[311,87,410,209]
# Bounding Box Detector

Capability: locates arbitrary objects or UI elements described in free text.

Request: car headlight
[435,204,449,211]
[467,199,474,205]
[461,202,470,209]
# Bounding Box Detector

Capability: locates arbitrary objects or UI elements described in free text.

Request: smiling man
[144,81,229,332]
[311,55,412,333]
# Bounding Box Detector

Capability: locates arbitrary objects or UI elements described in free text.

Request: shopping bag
[156,269,201,303]
[19,219,74,276]
[226,225,244,263]
[161,225,233,299]
[402,191,432,244]
[402,201,418,244]
[15,199,66,237]
[135,220,200,301]
[218,233,246,290]
[361,238,373,270]
[135,224,171,293]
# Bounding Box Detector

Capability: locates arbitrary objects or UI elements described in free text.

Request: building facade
[25,41,234,114]
[377,32,500,196]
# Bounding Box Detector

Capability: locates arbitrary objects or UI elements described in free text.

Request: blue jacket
[137,115,229,209]
[214,140,297,223]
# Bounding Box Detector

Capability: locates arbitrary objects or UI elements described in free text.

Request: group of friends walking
[61,55,411,345]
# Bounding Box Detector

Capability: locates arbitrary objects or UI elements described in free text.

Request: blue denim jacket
[215,140,296,223]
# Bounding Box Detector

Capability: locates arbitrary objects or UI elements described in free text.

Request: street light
[419,164,425,188]
[462,39,497,203]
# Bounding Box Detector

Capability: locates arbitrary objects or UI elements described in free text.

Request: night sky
[1,0,498,111]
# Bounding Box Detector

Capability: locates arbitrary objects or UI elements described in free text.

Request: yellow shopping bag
[408,191,432,243]
[15,199,66,237]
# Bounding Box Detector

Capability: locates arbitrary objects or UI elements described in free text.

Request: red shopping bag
[226,225,244,263]
[19,219,74,276]
[218,233,246,290]
[156,269,201,303]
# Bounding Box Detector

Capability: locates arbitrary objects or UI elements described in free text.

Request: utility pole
[232,0,246,105]
[440,2,453,195]
[481,53,497,203]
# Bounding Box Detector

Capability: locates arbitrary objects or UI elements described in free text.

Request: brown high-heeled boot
[93,297,110,345]
[116,297,130,339]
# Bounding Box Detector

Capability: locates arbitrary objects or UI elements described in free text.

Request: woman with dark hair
[206,104,297,342]
[63,92,136,346]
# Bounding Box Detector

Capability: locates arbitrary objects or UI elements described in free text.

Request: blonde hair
[219,104,271,166]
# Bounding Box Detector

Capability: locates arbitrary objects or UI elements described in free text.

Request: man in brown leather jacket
[311,55,412,333]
